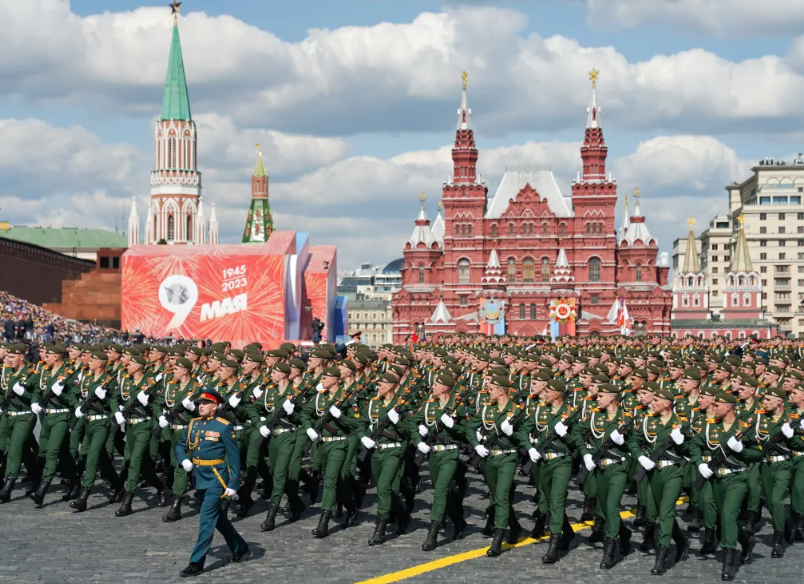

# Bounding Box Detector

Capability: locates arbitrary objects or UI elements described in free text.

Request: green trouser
[596,462,628,539]
[584,470,598,506]
[539,456,572,535]
[341,434,359,482]
[317,439,349,512]
[761,460,792,531]
[791,455,804,515]
[709,472,748,549]
[105,426,125,459]
[529,460,548,515]
[123,421,163,493]
[309,440,321,471]
[40,412,76,483]
[428,448,461,523]
[371,445,404,519]
[635,458,657,523]
[80,419,117,489]
[681,461,700,508]
[288,430,308,495]
[481,452,518,530]
[268,430,303,507]
[745,464,761,513]
[69,417,86,460]
[245,429,271,484]
[1,414,36,480]
[648,464,683,547]
[170,427,190,497]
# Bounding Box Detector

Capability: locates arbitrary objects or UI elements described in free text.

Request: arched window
[523,258,534,283]
[635,262,642,282]
[589,257,601,282]
[519,304,525,319]
[169,137,176,168]
[731,293,739,307]
[186,214,192,242]
[560,223,566,237]
[509,223,514,236]
[418,266,425,284]
[598,223,604,235]
[541,258,550,282]
[693,295,700,307]
[542,223,548,235]
[743,293,751,306]
[454,224,459,236]
[491,224,497,238]
[739,276,745,286]
[467,224,472,237]
[458,259,470,284]
[523,224,528,236]
[529,304,537,319]
[507,258,516,281]
[167,215,175,241]
[586,223,591,235]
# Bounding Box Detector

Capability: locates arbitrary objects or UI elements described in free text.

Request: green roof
[254,151,267,177]
[0,226,127,249]
[160,23,192,121]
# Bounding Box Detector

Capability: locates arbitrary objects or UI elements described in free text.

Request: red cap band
[198,392,221,404]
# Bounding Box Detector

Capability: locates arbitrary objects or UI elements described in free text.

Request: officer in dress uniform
[176,389,248,577]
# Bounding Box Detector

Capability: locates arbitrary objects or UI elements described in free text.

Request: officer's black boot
[687,506,702,532]
[482,507,495,537]
[115,492,134,517]
[721,548,736,581]
[581,496,596,522]
[599,537,617,569]
[771,530,785,558]
[312,510,331,538]
[261,502,279,531]
[560,512,576,550]
[69,487,91,512]
[794,513,804,542]
[368,518,387,546]
[700,527,718,554]
[179,562,204,577]
[640,523,656,551]
[422,521,440,551]
[530,511,546,538]
[0,478,16,503]
[588,517,606,544]
[507,512,522,544]
[737,526,755,564]
[487,528,506,557]
[542,533,561,564]
[162,495,182,522]
[31,479,51,507]
[634,503,646,527]
[619,521,632,557]
[651,545,668,575]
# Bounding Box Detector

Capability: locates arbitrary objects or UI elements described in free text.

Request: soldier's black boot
[581,496,596,522]
[599,537,617,569]
[312,510,331,538]
[0,478,16,503]
[422,521,440,551]
[115,492,134,517]
[482,507,495,537]
[62,480,81,501]
[743,510,760,535]
[794,513,804,542]
[771,531,785,558]
[530,511,546,538]
[260,502,279,531]
[507,513,522,544]
[737,526,755,564]
[343,501,360,528]
[651,545,668,575]
[619,522,632,557]
[700,528,718,555]
[588,517,605,544]
[721,548,736,581]
[542,533,561,564]
[687,506,702,532]
[179,562,204,577]
[288,497,306,522]
[306,468,321,503]
[640,523,656,551]
[784,517,794,544]
[31,479,51,507]
[69,487,91,512]
[487,528,505,557]
[672,519,690,562]
[368,518,387,546]
[634,504,647,527]
[560,512,576,550]
[162,496,182,522]
[158,487,170,507]
[236,494,253,518]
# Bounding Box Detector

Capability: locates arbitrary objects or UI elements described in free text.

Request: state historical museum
[391,72,672,341]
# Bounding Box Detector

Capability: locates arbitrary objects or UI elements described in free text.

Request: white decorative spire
[621,188,656,246]
[431,201,444,247]
[551,248,574,284]
[430,299,452,324]
[617,190,631,244]
[481,249,506,285]
[195,199,206,245]
[408,193,437,248]
[486,249,501,269]
[208,202,219,245]
[128,197,140,247]
[457,71,472,130]
[586,68,602,129]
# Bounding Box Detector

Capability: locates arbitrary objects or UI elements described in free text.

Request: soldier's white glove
[31,402,42,415]
[610,429,625,445]
[501,419,514,436]
[224,488,237,499]
[727,436,743,453]
[181,459,194,472]
[228,394,241,408]
[182,397,195,411]
[474,444,489,458]
[418,424,429,437]
[12,383,25,396]
[554,420,568,437]
[155,373,163,382]
[329,405,341,419]
[670,428,685,445]
[782,422,794,438]
[528,448,541,462]
[583,453,595,471]
[388,408,400,424]
[800,417,804,431]
[698,463,713,479]
[361,436,376,449]
[260,425,270,438]
[114,412,125,425]
[316,382,326,393]
[476,429,483,442]
[159,416,169,428]
[137,391,149,406]
[306,428,319,442]
[440,413,454,428]
[253,386,264,399]
[417,442,430,454]
[52,381,64,396]
[283,400,294,414]
[94,387,106,400]
[638,455,655,471]
[74,407,84,418]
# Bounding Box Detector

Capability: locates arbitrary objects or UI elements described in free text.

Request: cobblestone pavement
[1,468,803,584]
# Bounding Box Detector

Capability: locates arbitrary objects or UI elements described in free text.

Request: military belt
[717,467,746,476]
[544,452,566,460]
[171,424,187,430]
[490,448,516,456]
[768,455,789,463]
[793,451,804,457]
[129,417,151,425]
[8,410,31,416]
[233,425,244,431]
[378,442,402,450]
[656,460,676,469]
[601,457,626,467]
[322,436,346,443]
[87,415,108,421]
[432,444,458,452]
[45,408,69,414]
[273,428,293,436]
[193,458,225,466]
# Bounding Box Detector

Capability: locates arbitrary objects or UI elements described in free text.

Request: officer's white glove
[782,422,794,439]
[228,394,241,408]
[114,412,126,425]
[610,429,625,445]
[159,415,169,428]
[698,463,713,479]
[417,442,430,454]
[253,387,264,399]
[388,408,400,424]
[670,428,685,445]
[440,413,454,428]
[329,405,341,419]
[260,425,270,438]
[12,383,25,396]
[528,448,541,463]
[224,488,237,499]
[137,391,149,406]
[474,444,489,458]
[182,397,195,411]
[361,436,376,449]
[52,381,64,396]
[418,424,429,437]
[554,420,568,437]
[283,400,294,414]
[74,407,84,418]
[94,387,106,400]
[727,436,743,453]
[155,373,163,382]
[583,453,595,472]
[31,402,42,415]
[638,455,656,471]
[181,459,194,472]
[500,419,514,436]
[306,428,319,442]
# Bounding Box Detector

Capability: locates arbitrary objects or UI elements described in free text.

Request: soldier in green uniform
[65,345,91,499]
[788,384,804,540]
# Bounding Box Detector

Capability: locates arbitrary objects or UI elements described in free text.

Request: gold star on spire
[687,217,696,229]
[256,143,262,155]
[589,68,600,89]
[633,187,640,198]
[736,213,745,226]
[171,1,182,24]
[462,71,467,91]
[419,191,426,203]
[437,201,442,212]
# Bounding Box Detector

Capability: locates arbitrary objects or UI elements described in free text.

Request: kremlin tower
[242,145,274,243]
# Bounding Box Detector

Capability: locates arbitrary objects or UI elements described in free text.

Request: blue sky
[2,0,804,268]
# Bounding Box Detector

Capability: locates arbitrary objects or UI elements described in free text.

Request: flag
[616,296,631,336]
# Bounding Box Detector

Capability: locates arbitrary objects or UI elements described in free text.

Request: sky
[3,0,804,271]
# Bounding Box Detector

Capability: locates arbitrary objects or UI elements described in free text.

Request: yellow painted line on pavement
[355,497,689,584]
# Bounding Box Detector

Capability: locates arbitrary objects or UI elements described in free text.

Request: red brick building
[391,73,672,341]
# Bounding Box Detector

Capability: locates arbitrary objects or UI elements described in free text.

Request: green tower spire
[242,145,274,243]
[160,12,192,121]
